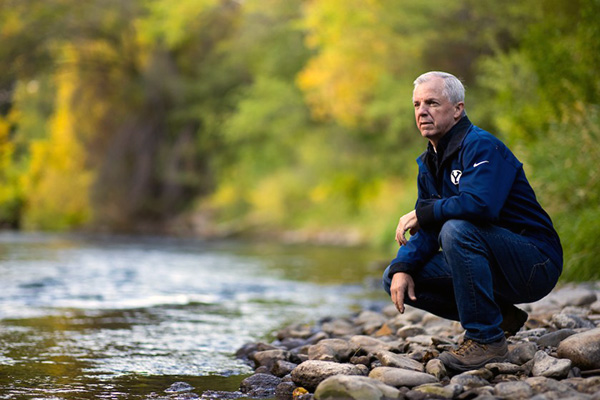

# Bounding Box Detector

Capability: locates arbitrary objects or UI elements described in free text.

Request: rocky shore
[202,283,600,400]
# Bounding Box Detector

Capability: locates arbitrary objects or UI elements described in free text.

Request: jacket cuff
[416,202,436,229]
[387,262,414,278]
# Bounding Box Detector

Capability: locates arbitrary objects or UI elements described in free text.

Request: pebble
[224,284,600,400]
[376,350,425,371]
[369,366,438,388]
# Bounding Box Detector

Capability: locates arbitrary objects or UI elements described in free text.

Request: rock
[291,360,368,392]
[277,323,314,340]
[493,381,533,399]
[526,376,580,396]
[536,329,577,348]
[240,373,282,398]
[412,383,462,399]
[275,381,296,400]
[376,350,424,372]
[348,335,391,355]
[405,335,433,346]
[396,325,427,339]
[272,360,298,377]
[557,328,600,370]
[321,318,359,337]
[350,355,371,367]
[562,306,591,316]
[514,328,549,340]
[532,350,572,379]
[425,358,447,380]
[485,362,524,375]
[562,376,600,394]
[355,310,387,326]
[308,339,353,362]
[449,372,489,390]
[314,375,401,400]
[355,310,388,334]
[369,366,438,388]
[253,349,292,369]
[552,313,596,329]
[236,342,279,363]
[463,367,494,382]
[374,323,394,337]
[382,304,400,318]
[508,342,539,365]
[306,331,329,345]
[165,382,194,393]
[492,374,521,384]
[277,337,309,350]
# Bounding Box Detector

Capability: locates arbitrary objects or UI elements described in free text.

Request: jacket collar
[419,115,473,174]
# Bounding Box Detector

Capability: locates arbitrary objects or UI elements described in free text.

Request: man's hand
[395,210,420,246]
[390,272,416,314]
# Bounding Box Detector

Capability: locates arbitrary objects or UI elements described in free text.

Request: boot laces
[453,339,486,356]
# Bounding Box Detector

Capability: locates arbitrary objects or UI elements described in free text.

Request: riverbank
[198,282,600,399]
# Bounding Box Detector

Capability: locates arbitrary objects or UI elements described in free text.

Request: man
[382,71,562,372]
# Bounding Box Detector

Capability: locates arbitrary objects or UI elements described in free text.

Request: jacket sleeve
[386,229,439,277]
[387,164,440,278]
[416,134,521,229]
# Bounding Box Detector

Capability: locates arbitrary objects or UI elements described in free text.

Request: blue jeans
[382,220,562,343]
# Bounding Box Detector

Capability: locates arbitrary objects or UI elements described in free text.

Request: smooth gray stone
[508,341,538,365]
[558,328,600,370]
[308,338,353,362]
[536,329,577,348]
[376,350,424,372]
[449,373,490,390]
[291,360,368,392]
[369,366,438,388]
[552,313,596,330]
[314,375,401,400]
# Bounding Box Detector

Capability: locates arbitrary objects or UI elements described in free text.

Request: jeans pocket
[526,258,559,302]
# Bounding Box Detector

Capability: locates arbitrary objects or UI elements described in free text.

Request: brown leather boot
[439,337,508,372]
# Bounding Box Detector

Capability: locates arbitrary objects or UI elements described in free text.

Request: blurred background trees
[0,0,598,279]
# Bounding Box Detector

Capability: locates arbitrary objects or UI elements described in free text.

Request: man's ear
[454,102,465,119]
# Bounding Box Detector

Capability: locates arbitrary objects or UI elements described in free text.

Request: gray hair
[413,71,465,105]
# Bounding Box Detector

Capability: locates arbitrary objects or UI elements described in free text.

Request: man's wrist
[387,262,413,278]
[416,203,436,229]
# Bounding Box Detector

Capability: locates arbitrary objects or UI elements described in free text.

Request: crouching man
[382,71,562,372]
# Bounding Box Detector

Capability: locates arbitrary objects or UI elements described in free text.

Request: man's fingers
[395,229,407,246]
[407,281,417,301]
[394,290,405,314]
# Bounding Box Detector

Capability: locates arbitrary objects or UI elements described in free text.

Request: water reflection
[0,232,388,398]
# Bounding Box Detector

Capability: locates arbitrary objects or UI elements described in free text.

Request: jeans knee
[439,219,475,251]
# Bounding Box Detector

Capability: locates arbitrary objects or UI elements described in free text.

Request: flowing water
[0,232,388,399]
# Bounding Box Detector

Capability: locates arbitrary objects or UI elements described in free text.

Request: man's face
[413,78,464,147]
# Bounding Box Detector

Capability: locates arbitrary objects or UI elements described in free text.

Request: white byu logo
[450,170,462,185]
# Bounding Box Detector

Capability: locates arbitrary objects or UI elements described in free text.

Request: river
[0,231,389,398]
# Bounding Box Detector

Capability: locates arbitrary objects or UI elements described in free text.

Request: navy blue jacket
[388,116,562,277]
